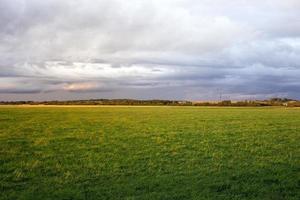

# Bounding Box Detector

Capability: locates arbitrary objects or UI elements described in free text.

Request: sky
[1,0,300,101]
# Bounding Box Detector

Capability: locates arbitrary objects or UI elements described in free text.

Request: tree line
[1,98,299,107]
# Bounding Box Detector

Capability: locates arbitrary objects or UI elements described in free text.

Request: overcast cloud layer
[1,0,300,101]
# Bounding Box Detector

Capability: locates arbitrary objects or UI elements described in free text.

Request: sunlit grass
[0,106,299,199]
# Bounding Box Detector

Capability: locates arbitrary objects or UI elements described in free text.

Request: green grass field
[0,106,299,199]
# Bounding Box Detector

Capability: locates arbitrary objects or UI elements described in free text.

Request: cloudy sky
[1,0,300,101]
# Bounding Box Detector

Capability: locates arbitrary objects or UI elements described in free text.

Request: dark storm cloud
[0,0,300,100]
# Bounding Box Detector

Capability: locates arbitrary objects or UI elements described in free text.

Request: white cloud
[0,0,300,100]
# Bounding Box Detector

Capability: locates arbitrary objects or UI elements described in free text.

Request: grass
[0,106,299,199]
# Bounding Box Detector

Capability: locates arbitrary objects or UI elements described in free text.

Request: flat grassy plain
[0,106,299,200]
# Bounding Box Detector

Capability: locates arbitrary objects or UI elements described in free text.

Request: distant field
[0,106,299,199]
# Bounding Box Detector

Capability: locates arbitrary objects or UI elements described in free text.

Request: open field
[0,107,299,199]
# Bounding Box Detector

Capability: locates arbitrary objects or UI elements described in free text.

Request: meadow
[0,106,299,199]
